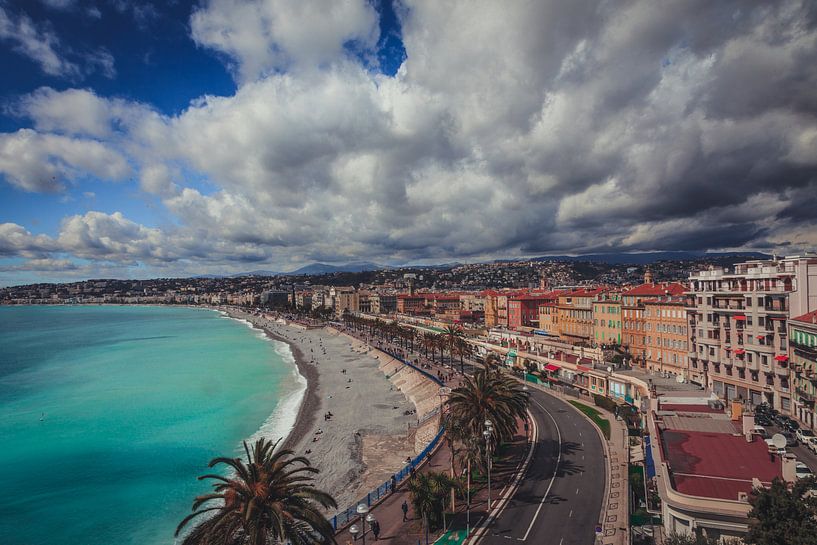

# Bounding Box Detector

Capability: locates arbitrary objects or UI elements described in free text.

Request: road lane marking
[520,397,562,542]
[569,509,573,518]
[576,488,579,495]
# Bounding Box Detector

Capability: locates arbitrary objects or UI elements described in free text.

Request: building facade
[686,256,817,411]
[593,291,622,346]
[643,297,689,377]
[791,310,817,431]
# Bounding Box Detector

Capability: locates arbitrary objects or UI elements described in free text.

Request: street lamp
[356,503,369,545]
[349,524,360,542]
[366,514,376,542]
[484,418,494,511]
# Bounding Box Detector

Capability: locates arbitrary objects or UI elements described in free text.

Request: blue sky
[1,0,816,286]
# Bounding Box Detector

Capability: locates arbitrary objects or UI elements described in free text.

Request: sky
[1,0,816,286]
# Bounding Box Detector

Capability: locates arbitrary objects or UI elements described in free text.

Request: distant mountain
[287,262,384,275]
[528,251,771,265]
[230,270,279,277]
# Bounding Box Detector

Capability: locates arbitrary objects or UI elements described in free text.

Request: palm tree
[407,471,458,536]
[446,368,529,444]
[484,352,502,373]
[443,325,462,366]
[176,438,337,545]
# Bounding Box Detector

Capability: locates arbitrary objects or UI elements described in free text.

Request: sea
[0,305,305,545]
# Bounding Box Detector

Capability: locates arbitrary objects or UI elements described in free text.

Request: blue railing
[331,353,446,531]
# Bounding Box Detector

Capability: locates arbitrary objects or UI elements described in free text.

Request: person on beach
[401,500,409,522]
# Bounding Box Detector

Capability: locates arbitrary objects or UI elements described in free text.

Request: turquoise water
[0,306,304,545]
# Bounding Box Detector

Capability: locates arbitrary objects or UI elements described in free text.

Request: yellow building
[593,291,622,346]
[558,288,606,343]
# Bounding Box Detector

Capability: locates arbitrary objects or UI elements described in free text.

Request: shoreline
[221,308,428,510]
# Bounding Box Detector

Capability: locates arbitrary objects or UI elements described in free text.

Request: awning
[775,355,789,362]
[734,315,747,321]
[544,364,561,372]
[757,335,765,339]
[734,349,746,355]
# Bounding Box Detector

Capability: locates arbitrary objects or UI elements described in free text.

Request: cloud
[2,0,817,280]
[0,4,80,77]
[0,129,132,192]
[0,4,117,79]
[190,0,380,83]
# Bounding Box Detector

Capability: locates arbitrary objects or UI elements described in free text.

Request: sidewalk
[335,419,529,545]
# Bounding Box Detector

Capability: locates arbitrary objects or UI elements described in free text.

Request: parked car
[796,462,814,480]
[751,426,769,439]
[755,414,773,427]
[807,437,817,455]
[796,428,815,444]
[786,419,801,432]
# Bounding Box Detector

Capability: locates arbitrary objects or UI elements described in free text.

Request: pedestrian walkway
[334,419,529,545]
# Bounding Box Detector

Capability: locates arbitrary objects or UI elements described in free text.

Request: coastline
[221,308,426,509]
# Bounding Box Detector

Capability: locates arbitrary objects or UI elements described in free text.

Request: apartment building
[791,310,817,431]
[331,286,359,317]
[558,287,606,343]
[622,281,685,368]
[686,255,817,411]
[592,290,622,346]
[397,294,426,314]
[370,294,397,315]
[643,296,689,377]
[508,292,560,329]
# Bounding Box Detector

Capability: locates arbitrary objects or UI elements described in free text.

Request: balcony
[796,387,815,403]
[775,365,790,377]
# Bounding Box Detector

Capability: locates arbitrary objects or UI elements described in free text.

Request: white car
[796,428,815,444]
[806,437,817,455]
[795,462,814,480]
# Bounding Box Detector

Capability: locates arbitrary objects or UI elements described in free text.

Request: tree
[443,325,463,367]
[446,368,529,444]
[746,476,817,545]
[176,438,338,545]
[407,471,458,534]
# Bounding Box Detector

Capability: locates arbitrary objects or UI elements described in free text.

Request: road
[479,387,606,545]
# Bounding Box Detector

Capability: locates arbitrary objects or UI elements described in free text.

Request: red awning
[775,355,789,362]
[757,335,765,339]
[734,315,747,321]
[544,364,561,372]
[734,349,746,355]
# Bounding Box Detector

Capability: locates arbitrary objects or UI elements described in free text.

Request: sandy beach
[224,308,440,511]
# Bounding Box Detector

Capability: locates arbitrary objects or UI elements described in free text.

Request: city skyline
[2,0,817,287]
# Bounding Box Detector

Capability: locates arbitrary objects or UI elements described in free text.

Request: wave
[247,339,306,450]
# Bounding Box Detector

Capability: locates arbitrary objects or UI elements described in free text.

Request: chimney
[782,454,797,483]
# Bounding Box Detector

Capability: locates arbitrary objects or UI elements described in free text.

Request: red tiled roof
[791,309,817,325]
[624,282,686,297]
[661,429,782,501]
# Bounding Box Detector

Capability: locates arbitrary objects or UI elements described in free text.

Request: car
[755,415,773,427]
[751,425,769,439]
[796,428,815,444]
[786,419,801,432]
[796,462,814,480]
[805,437,817,455]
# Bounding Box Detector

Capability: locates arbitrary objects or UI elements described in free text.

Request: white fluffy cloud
[2,0,817,280]
[190,0,379,83]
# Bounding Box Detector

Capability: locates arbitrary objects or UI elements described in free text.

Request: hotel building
[686,255,817,410]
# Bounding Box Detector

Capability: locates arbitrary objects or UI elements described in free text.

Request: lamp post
[438,386,453,511]
[484,418,493,511]
[366,514,376,542]
[350,524,360,542]
[356,503,369,545]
